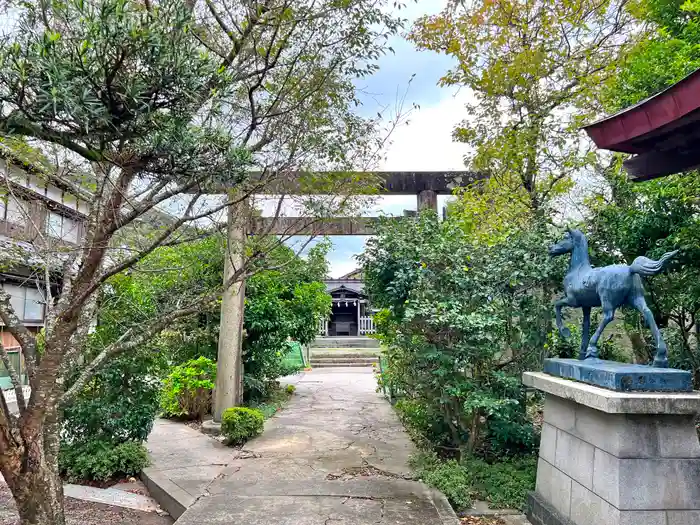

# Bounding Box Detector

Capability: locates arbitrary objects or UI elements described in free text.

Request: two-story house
[0,153,90,389]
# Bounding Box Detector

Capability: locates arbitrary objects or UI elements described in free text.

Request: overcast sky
[296,0,474,278]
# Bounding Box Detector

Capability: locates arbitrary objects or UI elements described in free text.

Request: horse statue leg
[585,303,615,359]
[554,296,573,339]
[630,294,669,368]
[580,307,591,361]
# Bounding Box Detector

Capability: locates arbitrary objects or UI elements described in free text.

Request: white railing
[317,318,329,336]
[359,316,375,335]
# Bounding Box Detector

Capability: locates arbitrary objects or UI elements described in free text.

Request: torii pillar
[211,199,248,423]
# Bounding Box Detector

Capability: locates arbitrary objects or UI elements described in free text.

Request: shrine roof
[583,68,700,154]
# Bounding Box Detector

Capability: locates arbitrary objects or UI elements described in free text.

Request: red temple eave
[583,68,700,153]
[582,68,700,181]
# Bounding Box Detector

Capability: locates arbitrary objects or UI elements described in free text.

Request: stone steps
[310,336,380,349]
[310,357,378,368]
[312,351,381,358]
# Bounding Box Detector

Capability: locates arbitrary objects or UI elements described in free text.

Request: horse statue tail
[630,250,679,276]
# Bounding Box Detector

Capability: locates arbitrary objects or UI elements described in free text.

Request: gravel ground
[0,481,173,525]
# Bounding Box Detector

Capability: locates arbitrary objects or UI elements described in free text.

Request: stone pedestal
[523,372,700,525]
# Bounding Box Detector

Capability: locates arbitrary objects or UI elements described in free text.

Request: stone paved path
[144,368,458,525]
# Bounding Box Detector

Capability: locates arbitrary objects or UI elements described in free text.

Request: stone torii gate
[210,171,478,423]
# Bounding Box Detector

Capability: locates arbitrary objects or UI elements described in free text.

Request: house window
[46,211,80,243]
[0,196,28,226]
[3,284,45,322]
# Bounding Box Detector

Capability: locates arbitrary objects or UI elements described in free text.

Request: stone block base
[526,491,571,525]
[523,372,700,525]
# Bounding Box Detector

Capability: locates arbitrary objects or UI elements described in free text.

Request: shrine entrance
[212,170,479,419]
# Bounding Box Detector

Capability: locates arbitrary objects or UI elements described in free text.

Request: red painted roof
[583,68,700,153]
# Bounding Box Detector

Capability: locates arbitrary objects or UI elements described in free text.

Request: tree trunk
[466,410,482,456]
[2,407,65,525]
[8,463,65,525]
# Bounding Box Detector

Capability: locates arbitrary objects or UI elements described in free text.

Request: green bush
[394,398,453,449]
[63,351,164,445]
[160,357,216,420]
[221,407,265,445]
[285,384,296,395]
[418,458,473,511]
[465,456,536,510]
[411,453,536,511]
[360,213,563,459]
[59,440,150,483]
[62,273,168,447]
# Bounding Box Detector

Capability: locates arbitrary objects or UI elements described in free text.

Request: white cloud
[320,90,474,277]
[379,88,474,172]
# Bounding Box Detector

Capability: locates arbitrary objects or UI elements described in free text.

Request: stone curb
[140,468,196,519]
[426,486,461,525]
[63,484,160,513]
[501,515,533,525]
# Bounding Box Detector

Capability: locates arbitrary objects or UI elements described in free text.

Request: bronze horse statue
[549,229,678,368]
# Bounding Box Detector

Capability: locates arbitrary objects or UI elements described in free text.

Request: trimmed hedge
[221,407,265,445]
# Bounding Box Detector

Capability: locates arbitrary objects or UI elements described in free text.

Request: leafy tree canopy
[603,0,700,111]
[409,0,635,214]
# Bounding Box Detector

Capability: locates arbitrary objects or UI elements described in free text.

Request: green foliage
[94,236,330,413]
[242,244,331,399]
[410,0,633,215]
[221,407,265,445]
[360,212,561,458]
[59,441,150,483]
[604,0,700,110]
[62,353,163,445]
[246,383,296,418]
[160,357,217,420]
[62,272,169,447]
[412,453,536,511]
[416,458,474,511]
[394,398,453,450]
[146,239,330,399]
[464,456,537,510]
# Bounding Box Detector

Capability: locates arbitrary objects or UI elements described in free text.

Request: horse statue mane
[549,229,678,368]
